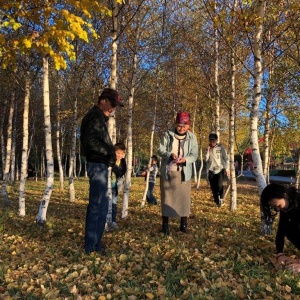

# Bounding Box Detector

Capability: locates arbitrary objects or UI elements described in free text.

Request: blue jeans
[85,162,109,254]
[112,186,118,223]
[111,177,124,222]
[147,181,157,204]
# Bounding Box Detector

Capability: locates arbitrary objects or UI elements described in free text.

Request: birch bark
[106,0,119,226]
[1,92,15,207]
[229,38,237,211]
[214,3,220,136]
[250,1,270,235]
[19,73,31,216]
[36,56,54,225]
[56,82,64,190]
[228,0,238,211]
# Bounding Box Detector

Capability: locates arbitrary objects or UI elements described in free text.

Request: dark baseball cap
[99,88,124,107]
[209,132,218,140]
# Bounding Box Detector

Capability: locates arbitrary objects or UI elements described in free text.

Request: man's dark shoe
[95,248,106,256]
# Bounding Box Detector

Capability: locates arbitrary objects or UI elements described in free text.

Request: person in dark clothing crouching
[261,183,300,273]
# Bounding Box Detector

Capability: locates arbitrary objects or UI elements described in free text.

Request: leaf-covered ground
[1,177,300,300]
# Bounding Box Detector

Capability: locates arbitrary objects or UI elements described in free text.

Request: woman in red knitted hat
[157,111,198,235]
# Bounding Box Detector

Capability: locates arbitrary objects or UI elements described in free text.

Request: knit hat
[175,111,191,125]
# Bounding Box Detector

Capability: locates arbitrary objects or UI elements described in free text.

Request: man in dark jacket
[80,88,124,255]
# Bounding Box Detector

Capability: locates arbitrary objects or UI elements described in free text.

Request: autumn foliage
[1,177,300,299]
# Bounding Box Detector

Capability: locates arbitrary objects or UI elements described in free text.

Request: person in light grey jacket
[157,111,198,235]
[205,132,229,207]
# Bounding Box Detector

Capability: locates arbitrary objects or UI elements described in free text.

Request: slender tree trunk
[36,56,54,225]
[68,96,77,202]
[1,92,15,206]
[196,148,204,189]
[106,0,119,224]
[295,149,300,190]
[263,30,275,184]
[122,24,141,215]
[250,0,267,193]
[77,148,82,177]
[19,73,31,216]
[10,100,17,185]
[196,113,204,189]
[0,97,8,176]
[249,0,269,234]
[122,86,135,218]
[229,41,237,211]
[192,96,198,183]
[214,4,220,136]
[141,69,157,208]
[56,81,64,190]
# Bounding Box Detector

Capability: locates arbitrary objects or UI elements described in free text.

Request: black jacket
[112,158,127,179]
[80,105,116,166]
[276,194,300,253]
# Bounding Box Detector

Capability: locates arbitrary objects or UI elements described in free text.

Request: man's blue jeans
[85,162,109,254]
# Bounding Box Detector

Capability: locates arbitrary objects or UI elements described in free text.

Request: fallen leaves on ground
[1,178,300,299]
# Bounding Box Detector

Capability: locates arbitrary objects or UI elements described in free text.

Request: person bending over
[261,183,300,273]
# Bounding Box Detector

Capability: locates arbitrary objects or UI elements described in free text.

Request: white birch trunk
[295,150,300,190]
[122,90,134,218]
[263,32,274,184]
[141,83,157,208]
[19,74,31,216]
[36,56,54,225]
[77,150,82,177]
[0,97,8,175]
[123,39,140,215]
[10,100,17,185]
[106,0,119,223]
[229,41,237,211]
[214,5,220,136]
[250,0,267,193]
[250,1,270,235]
[68,97,77,202]
[1,92,15,206]
[192,96,198,183]
[196,148,204,189]
[105,166,113,229]
[56,83,64,190]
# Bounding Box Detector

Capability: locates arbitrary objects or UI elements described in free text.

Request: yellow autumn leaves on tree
[0,0,122,70]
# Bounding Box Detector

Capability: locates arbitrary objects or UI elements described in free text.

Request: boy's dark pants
[208,170,225,205]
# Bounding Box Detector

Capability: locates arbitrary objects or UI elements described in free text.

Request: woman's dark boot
[160,216,170,235]
[180,217,188,233]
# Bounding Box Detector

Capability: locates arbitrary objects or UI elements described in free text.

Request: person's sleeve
[222,146,229,169]
[157,133,171,159]
[205,149,210,162]
[185,134,198,164]
[275,213,286,254]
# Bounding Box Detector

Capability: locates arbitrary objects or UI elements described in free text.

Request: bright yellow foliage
[22,38,32,48]
[0,0,123,70]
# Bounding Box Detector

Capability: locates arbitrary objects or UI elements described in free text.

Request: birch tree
[105,0,120,228]
[36,56,54,225]
[1,91,15,206]
[55,81,64,191]
[19,71,31,216]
